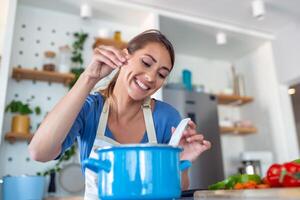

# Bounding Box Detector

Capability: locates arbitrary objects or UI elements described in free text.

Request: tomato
[282,162,300,187]
[266,164,282,187]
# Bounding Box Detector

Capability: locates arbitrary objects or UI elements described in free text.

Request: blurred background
[0,0,300,199]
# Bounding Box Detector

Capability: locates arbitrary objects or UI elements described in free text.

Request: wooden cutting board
[194,188,300,199]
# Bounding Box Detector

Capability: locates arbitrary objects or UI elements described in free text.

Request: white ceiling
[121,0,300,34]
[19,0,300,60]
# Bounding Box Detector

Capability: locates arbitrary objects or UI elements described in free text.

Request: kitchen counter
[193,188,300,199]
[44,188,300,200]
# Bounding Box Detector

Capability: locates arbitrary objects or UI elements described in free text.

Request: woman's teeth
[135,79,149,90]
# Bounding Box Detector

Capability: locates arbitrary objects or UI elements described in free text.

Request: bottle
[182,69,192,91]
[43,51,56,71]
[114,31,122,42]
[58,45,71,73]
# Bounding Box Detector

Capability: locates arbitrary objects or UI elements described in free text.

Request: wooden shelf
[216,94,253,105]
[5,132,33,143]
[220,126,257,135]
[12,67,75,85]
[93,37,127,49]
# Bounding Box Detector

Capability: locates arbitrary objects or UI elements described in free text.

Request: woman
[29,29,211,199]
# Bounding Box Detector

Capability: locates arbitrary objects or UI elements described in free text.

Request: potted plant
[5,100,41,135]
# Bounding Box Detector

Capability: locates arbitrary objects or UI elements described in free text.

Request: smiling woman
[28,29,211,200]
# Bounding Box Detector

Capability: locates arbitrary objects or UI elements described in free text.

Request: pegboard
[0,4,140,196]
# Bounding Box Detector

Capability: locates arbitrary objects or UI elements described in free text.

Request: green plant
[69,31,88,88]
[5,100,41,115]
[71,31,88,66]
[37,145,76,176]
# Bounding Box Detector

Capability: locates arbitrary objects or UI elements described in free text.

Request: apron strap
[142,97,157,144]
[97,100,110,138]
[96,97,157,144]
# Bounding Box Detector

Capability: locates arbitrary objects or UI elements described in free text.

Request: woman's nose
[145,71,156,82]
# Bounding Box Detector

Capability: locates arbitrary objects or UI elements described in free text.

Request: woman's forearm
[28,73,97,162]
[181,170,190,190]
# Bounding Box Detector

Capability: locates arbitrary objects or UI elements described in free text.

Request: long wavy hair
[99,29,175,105]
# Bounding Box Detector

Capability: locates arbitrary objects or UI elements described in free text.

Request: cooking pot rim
[95,143,182,152]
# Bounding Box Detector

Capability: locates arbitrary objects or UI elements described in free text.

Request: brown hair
[99,29,175,101]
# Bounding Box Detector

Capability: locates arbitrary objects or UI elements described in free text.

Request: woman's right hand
[83,45,129,83]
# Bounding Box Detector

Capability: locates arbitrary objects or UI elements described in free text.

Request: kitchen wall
[170,54,232,94]
[0,0,9,55]
[272,22,300,85]
[235,42,299,162]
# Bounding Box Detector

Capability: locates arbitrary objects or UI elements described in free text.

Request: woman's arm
[29,46,127,162]
[28,75,97,162]
[171,121,211,190]
[181,170,190,190]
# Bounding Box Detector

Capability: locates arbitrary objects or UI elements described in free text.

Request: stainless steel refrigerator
[162,88,224,189]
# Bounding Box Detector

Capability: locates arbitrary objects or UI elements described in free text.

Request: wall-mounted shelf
[220,126,257,135]
[5,132,33,143]
[93,37,127,49]
[216,94,253,106]
[12,67,75,85]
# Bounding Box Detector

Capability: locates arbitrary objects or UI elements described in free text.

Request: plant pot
[11,114,30,135]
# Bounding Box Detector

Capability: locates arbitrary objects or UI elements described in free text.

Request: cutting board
[194,188,300,199]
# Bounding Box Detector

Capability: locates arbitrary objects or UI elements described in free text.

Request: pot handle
[180,160,192,171]
[83,158,111,173]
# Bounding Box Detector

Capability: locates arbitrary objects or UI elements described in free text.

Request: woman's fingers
[99,45,127,64]
[203,140,212,149]
[185,134,204,143]
[187,120,197,130]
[93,54,118,69]
[95,47,123,68]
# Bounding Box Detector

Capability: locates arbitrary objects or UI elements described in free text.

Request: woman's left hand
[172,120,211,162]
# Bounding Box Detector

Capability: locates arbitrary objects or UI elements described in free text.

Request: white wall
[0,0,9,55]
[235,42,299,163]
[169,54,232,94]
[272,22,300,85]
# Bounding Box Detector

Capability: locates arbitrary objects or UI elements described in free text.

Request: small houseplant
[69,31,88,88]
[5,100,41,135]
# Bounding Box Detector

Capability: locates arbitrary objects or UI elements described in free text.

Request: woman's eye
[159,74,166,79]
[142,60,151,67]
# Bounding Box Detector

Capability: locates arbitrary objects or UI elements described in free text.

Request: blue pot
[2,175,45,200]
[83,144,191,200]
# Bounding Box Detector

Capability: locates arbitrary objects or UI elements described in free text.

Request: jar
[113,31,122,42]
[58,45,71,73]
[43,51,56,71]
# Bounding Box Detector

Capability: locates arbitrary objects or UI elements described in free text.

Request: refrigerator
[162,88,224,189]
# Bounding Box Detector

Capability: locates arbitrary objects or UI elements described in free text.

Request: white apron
[84,98,158,200]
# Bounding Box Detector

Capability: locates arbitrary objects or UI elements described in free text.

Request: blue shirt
[60,93,181,165]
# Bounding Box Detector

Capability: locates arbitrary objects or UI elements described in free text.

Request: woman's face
[119,42,172,101]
